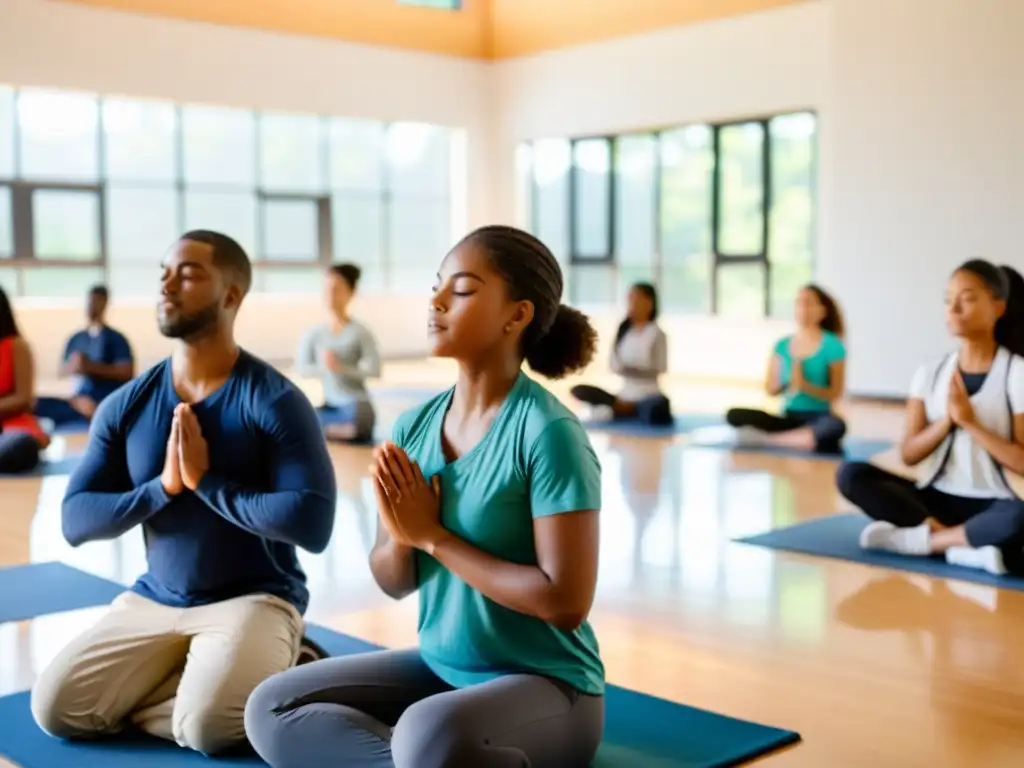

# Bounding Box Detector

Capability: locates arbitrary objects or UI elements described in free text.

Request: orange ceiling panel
[491,0,814,58]
[58,0,813,59]
[58,0,491,59]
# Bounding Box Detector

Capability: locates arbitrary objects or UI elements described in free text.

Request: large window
[522,112,817,318]
[0,85,457,299]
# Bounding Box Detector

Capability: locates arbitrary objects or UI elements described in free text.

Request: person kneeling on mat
[245,225,605,768]
[0,287,51,474]
[30,231,337,756]
[837,259,1024,575]
[725,284,847,453]
[571,281,672,426]
[296,263,381,444]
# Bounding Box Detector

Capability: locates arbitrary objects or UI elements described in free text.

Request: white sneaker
[945,545,1007,576]
[582,404,614,422]
[733,426,769,446]
[859,521,931,555]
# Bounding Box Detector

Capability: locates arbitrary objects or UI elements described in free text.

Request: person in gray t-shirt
[296,264,381,443]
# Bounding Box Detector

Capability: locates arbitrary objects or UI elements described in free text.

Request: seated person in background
[296,263,381,444]
[726,284,847,453]
[571,281,672,425]
[0,287,50,474]
[30,231,337,756]
[837,260,1024,576]
[35,285,134,426]
[245,226,605,768]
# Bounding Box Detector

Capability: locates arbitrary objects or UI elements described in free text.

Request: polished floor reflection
[1,369,1023,767]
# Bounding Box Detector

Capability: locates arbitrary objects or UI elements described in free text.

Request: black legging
[570,385,673,426]
[0,430,41,474]
[725,407,846,454]
[836,461,1024,563]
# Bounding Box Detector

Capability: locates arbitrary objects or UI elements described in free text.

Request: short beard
[158,302,220,340]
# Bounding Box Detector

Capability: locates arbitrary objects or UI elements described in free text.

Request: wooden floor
[2,362,1023,767]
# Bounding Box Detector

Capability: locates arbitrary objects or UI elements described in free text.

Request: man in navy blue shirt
[35,286,134,428]
[30,231,338,756]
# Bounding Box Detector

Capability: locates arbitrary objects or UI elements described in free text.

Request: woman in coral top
[0,287,49,474]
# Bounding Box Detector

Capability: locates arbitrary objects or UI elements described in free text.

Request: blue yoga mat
[0,566,800,767]
[736,513,1024,589]
[687,436,892,462]
[0,562,125,623]
[581,412,725,437]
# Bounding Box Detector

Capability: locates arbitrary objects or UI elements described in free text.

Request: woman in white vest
[836,259,1024,575]
[570,282,672,426]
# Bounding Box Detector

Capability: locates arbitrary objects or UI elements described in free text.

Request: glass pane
[572,138,611,259]
[0,186,11,257]
[532,139,570,264]
[0,269,17,297]
[386,123,449,196]
[18,90,100,181]
[716,262,765,319]
[183,191,257,256]
[103,98,178,182]
[660,126,713,313]
[570,263,616,306]
[329,118,384,191]
[0,87,13,178]
[21,267,105,298]
[397,0,460,8]
[618,264,657,300]
[262,199,318,261]
[33,190,101,259]
[181,105,256,187]
[106,263,162,298]
[717,122,765,255]
[107,186,180,263]
[253,267,323,295]
[333,194,383,265]
[614,134,656,266]
[389,198,449,294]
[769,113,817,319]
[260,112,324,192]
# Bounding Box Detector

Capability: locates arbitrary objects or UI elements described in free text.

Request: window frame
[523,109,816,318]
[1,180,106,267]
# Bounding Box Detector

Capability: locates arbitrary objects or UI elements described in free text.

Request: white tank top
[910,346,1024,498]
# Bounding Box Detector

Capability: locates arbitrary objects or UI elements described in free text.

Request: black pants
[0,430,41,474]
[570,385,673,426]
[725,407,847,453]
[836,461,1024,558]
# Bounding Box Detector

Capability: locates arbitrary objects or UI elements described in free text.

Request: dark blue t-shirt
[64,326,134,402]
[61,350,337,613]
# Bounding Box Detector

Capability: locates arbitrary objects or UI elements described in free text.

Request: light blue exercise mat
[735,513,1024,589]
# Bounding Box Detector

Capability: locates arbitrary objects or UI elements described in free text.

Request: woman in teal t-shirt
[245,226,605,768]
[725,284,848,454]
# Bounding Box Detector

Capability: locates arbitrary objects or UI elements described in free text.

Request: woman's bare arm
[430,509,599,631]
[900,398,953,466]
[368,483,418,600]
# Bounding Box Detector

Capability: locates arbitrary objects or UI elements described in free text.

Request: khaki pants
[30,590,304,755]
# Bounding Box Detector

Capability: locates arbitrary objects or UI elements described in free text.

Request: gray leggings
[244,649,604,768]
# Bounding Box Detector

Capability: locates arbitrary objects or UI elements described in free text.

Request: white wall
[493,0,1024,397]
[820,0,1024,397]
